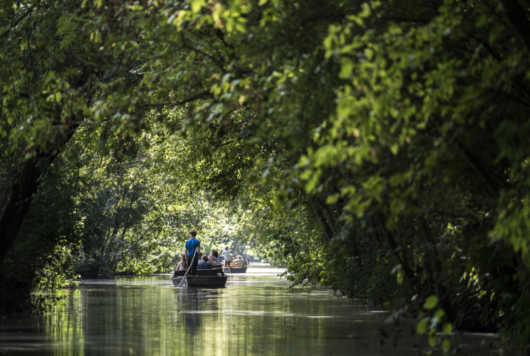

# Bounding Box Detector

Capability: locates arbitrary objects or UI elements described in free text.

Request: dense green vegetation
[2,0,530,352]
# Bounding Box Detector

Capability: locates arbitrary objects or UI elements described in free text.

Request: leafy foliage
[2,0,530,352]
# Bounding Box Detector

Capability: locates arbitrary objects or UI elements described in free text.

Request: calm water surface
[0,266,499,355]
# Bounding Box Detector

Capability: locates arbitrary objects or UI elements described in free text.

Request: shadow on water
[0,268,504,355]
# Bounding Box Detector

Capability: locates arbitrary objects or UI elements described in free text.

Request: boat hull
[173,268,223,277]
[172,276,228,288]
[222,266,247,274]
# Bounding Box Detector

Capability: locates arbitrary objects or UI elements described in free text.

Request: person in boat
[242,252,249,265]
[169,254,188,279]
[197,255,213,269]
[208,250,219,266]
[220,246,232,267]
[184,229,201,276]
[233,255,247,266]
[176,254,188,271]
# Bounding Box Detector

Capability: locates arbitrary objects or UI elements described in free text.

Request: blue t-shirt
[197,262,212,269]
[185,238,201,256]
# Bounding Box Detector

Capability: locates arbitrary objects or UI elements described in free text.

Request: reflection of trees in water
[82,288,120,353]
[174,289,220,334]
[185,290,201,331]
[206,289,220,311]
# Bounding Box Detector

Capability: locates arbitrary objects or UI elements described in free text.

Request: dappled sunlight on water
[0,267,501,355]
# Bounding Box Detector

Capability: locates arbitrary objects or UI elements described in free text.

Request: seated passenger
[232,255,246,266]
[197,255,213,269]
[176,254,188,271]
[170,254,188,279]
[208,250,219,266]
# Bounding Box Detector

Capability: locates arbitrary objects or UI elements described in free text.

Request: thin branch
[182,43,226,73]
[0,10,31,40]
[214,28,233,50]
[139,90,211,109]
[181,31,226,72]
[380,17,432,24]
[130,218,160,249]
[71,51,101,69]
[215,138,241,148]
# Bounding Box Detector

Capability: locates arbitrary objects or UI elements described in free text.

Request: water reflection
[0,269,502,355]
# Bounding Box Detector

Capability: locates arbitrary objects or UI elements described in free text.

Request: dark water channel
[0,266,500,355]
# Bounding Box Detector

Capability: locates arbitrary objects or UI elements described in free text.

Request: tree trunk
[0,121,81,267]
[375,213,418,293]
[0,64,95,267]
[313,201,334,242]
[0,152,57,266]
[418,216,457,323]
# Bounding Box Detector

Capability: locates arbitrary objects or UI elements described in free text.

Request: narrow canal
[0,266,499,355]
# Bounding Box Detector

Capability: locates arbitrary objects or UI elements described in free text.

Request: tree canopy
[2,0,530,352]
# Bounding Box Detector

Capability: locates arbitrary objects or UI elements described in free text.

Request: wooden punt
[171,276,228,288]
[172,267,224,277]
[187,275,228,288]
[222,266,247,274]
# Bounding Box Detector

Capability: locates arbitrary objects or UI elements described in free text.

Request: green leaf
[416,318,428,334]
[433,308,445,320]
[325,194,339,204]
[442,323,452,334]
[441,338,451,351]
[428,332,436,347]
[423,295,438,310]
[190,0,206,13]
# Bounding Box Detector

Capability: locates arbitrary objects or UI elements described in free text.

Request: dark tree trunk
[0,121,81,267]
[0,64,95,267]
[313,201,334,242]
[0,152,57,266]
[375,213,418,293]
[418,216,457,323]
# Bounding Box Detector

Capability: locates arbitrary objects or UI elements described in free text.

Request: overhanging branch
[0,10,31,40]
[139,90,211,109]
[499,0,530,51]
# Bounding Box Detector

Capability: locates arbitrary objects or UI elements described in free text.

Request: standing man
[184,229,201,276]
[242,252,249,266]
[220,246,232,267]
